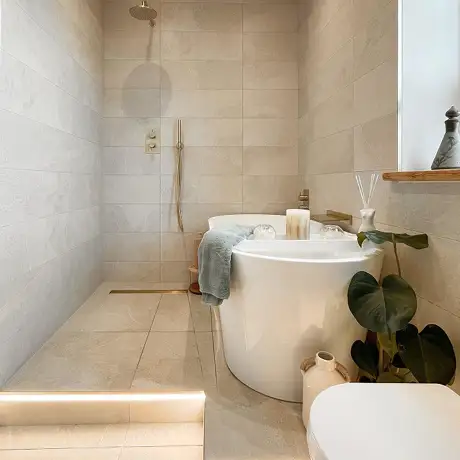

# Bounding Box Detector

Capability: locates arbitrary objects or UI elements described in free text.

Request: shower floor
[5,283,310,459]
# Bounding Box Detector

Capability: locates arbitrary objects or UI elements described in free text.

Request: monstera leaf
[397,324,456,385]
[357,231,428,249]
[351,340,379,379]
[377,372,404,383]
[348,272,417,333]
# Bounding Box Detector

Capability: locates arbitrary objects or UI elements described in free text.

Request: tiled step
[0,391,205,426]
[0,422,204,459]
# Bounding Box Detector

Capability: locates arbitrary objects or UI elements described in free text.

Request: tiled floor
[7,287,214,392]
[5,283,310,459]
[0,422,203,459]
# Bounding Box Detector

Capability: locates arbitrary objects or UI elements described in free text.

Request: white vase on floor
[300,351,350,429]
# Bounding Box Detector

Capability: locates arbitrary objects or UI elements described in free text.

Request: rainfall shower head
[129,1,157,27]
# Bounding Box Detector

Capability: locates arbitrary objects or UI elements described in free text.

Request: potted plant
[348,230,457,384]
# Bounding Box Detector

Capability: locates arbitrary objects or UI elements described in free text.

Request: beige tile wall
[299,0,460,390]
[103,0,299,283]
[0,0,103,385]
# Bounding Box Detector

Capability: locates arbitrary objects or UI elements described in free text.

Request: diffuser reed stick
[355,173,379,209]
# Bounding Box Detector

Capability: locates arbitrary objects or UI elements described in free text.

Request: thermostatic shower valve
[145,129,158,154]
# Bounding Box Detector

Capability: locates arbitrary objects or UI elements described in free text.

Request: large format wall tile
[0,1,103,385]
[104,89,161,118]
[243,119,298,147]
[104,29,160,60]
[161,31,242,61]
[104,60,162,89]
[243,4,298,32]
[162,4,242,32]
[103,118,160,147]
[243,90,298,119]
[161,118,242,147]
[243,33,297,62]
[162,90,242,118]
[243,147,298,176]
[103,176,161,204]
[243,62,298,90]
[162,61,242,90]
[103,233,161,262]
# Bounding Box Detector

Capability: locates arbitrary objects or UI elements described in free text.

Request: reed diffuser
[355,173,379,233]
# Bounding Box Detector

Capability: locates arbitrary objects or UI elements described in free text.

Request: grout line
[2,49,100,117]
[0,107,99,146]
[129,293,163,388]
[211,327,218,388]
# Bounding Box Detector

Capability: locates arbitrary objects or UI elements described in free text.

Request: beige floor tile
[119,446,203,460]
[152,294,194,331]
[7,332,148,391]
[131,331,205,391]
[0,448,121,460]
[0,424,128,450]
[125,423,203,447]
[62,293,162,332]
[131,357,205,391]
[188,293,212,332]
[204,401,309,460]
[139,332,199,360]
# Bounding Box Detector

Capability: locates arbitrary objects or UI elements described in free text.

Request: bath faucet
[298,189,352,229]
[312,210,354,232]
[298,189,309,210]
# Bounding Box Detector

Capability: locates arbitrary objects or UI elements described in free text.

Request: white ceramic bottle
[300,351,350,429]
[358,208,376,233]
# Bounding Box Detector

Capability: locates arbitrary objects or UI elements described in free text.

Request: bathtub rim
[232,243,383,265]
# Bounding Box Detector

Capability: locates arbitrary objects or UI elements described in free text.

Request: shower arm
[175,120,184,233]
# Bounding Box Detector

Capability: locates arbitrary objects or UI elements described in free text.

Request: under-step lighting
[0,391,206,403]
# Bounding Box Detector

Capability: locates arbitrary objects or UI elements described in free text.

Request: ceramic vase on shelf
[431,106,460,170]
[358,208,376,233]
[300,352,350,429]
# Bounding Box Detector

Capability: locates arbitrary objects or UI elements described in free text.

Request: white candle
[286,209,310,240]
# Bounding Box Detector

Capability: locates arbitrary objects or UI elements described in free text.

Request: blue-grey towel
[198,225,254,306]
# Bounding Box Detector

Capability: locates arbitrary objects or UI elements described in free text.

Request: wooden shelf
[383,169,460,182]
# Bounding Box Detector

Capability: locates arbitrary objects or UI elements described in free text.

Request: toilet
[307,383,460,460]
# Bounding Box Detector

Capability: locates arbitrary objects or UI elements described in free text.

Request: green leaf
[391,353,407,369]
[377,332,398,359]
[357,231,428,250]
[396,324,457,385]
[348,272,417,333]
[351,340,379,379]
[377,372,404,383]
[357,232,368,248]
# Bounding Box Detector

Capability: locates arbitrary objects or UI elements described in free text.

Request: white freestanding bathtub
[208,214,384,402]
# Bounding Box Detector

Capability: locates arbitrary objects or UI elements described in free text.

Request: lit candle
[286,209,310,240]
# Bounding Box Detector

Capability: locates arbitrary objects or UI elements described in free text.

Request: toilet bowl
[307,383,460,460]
